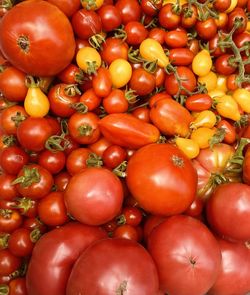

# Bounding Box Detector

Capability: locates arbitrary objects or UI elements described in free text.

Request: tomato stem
[2,135,16,147]
[45,135,70,152]
[78,124,93,136]
[0,233,9,249]
[0,284,9,295]
[11,111,27,127]
[30,228,42,243]
[71,102,88,113]
[12,167,41,188]
[113,161,127,178]
[64,84,81,97]
[89,33,106,50]
[86,153,103,167]
[17,35,30,53]
[81,0,97,10]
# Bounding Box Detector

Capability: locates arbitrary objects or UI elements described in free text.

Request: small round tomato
[159,3,181,29]
[0,209,23,233]
[169,48,194,66]
[181,4,198,28]
[109,59,132,88]
[165,30,188,48]
[113,224,140,241]
[227,7,247,34]
[8,277,28,295]
[66,147,93,175]
[97,5,122,32]
[115,0,141,24]
[92,67,112,97]
[195,18,218,40]
[76,47,102,75]
[124,21,148,46]
[215,54,237,75]
[38,150,66,175]
[103,89,129,114]
[116,206,143,226]
[79,88,102,111]
[0,249,21,276]
[185,94,213,112]
[54,171,71,192]
[102,145,127,169]
[8,228,34,257]
[0,174,20,201]
[129,68,155,96]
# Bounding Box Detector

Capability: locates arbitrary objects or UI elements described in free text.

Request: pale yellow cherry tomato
[175,137,200,159]
[190,127,216,149]
[198,71,217,92]
[81,0,104,10]
[109,59,132,89]
[216,75,228,93]
[24,76,50,117]
[232,88,250,113]
[139,38,169,68]
[76,47,101,75]
[208,89,225,99]
[225,0,238,13]
[215,94,241,121]
[192,49,212,77]
[190,110,217,129]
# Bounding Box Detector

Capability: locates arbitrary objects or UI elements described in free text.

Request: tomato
[37,191,68,227]
[232,88,250,113]
[100,37,128,65]
[81,0,104,10]
[175,137,200,159]
[115,0,141,24]
[124,21,148,46]
[168,48,194,66]
[8,228,34,257]
[181,4,198,28]
[0,174,20,201]
[112,224,141,241]
[213,0,231,11]
[0,209,23,233]
[97,5,122,32]
[208,238,250,295]
[54,171,71,192]
[215,54,237,75]
[184,197,205,217]
[126,143,197,216]
[226,74,238,91]
[0,249,21,276]
[92,67,112,97]
[116,206,143,226]
[0,66,27,102]
[215,94,241,121]
[79,88,102,111]
[148,215,221,295]
[13,164,54,200]
[195,18,218,40]
[98,113,160,149]
[185,93,213,112]
[132,106,151,122]
[159,3,181,29]
[102,145,127,169]
[148,27,166,44]
[26,222,107,295]
[164,30,188,48]
[129,68,155,96]
[217,119,237,144]
[109,58,132,88]
[0,146,29,175]
[38,150,66,175]
[192,49,213,77]
[76,47,102,75]
[206,183,250,242]
[191,127,216,149]
[68,111,100,145]
[143,215,166,244]
[8,277,27,295]
[66,147,94,175]
[0,1,75,76]
[149,98,193,137]
[227,7,247,34]
[66,238,159,295]
[88,136,112,157]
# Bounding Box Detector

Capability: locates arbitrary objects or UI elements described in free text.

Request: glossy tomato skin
[148,215,221,295]
[115,0,141,24]
[8,277,28,295]
[64,167,124,225]
[46,0,81,17]
[38,150,66,175]
[159,4,180,30]
[129,68,156,96]
[100,37,128,65]
[97,5,122,32]
[126,143,197,216]
[168,48,194,66]
[66,238,159,295]
[243,147,250,185]
[0,0,75,76]
[0,174,20,200]
[8,227,34,257]
[0,249,22,276]
[26,222,107,295]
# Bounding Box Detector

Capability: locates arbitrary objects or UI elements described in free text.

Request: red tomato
[115,0,141,24]
[46,0,81,17]
[112,224,141,241]
[66,147,93,175]
[148,215,221,295]
[97,5,122,32]
[8,277,28,295]
[79,88,102,111]
[148,27,166,44]
[131,106,150,122]
[0,174,20,201]
[0,0,75,76]
[185,93,213,112]
[54,171,71,192]
[0,209,23,233]
[102,88,129,114]
[164,30,188,48]
[181,4,198,28]
[64,167,124,225]
[141,0,162,16]
[66,238,159,295]
[100,37,128,65]
[195,18,218,40]
[26,222,107,295]
[92,67,112,97]
[216,119,237,144]
[227,7,247,34]
[116,206,143,226]
[124,21,148,46]
[159,3,180,30]
[206,183,250,242]
[126,143,197,216]
[38,150,66,175]
[88,136,112,157]
[102,144,127,169]
[215,54,237,75]
[243,147,250,185]
[168,48,194,66]
[8,228,34,257]
[129,68,156,96]
[0,249,21,276]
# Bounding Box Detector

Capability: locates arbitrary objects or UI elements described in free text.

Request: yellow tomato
[76,47,101,74]
[24,78,50,117]
[190,127,216,149]
[198,71,217,92]
[192,50,212,77]
[109,59,132,88]
[215,94,241,121]
[232,88,250,113]
[139,38,169,68]
[208,89,225,99]
[247,21,250,32]
[216,75,228,93]
[225,0,238,12]
[163,0,187,5]
[81,0,104,10]
[175,137,200,159]
[190,110,217,129]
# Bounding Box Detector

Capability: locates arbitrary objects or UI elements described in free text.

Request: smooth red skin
[47,0,81,17]
[141,0,162,16]
[208,238,250,295]
[148,215,221,295]
[54,171,71,192]
[243,148,250,185]
[213,0,231,11]
[0,66,27,102]
[0,174,20,200]
[185,94,213,112]
[180,4,197,28]
[100,37,128,65]
[164,30,188,48]
[126,143,197,216]
[17,117,53,152]
[143,215,166,244]
[234,32,250,48]
[188,38,199,55]
[98,113,160,149]
[0,146,29,175]
[64,167,124,225]
[37,191,68,226]
[227,8,247,34]
[169,48,194,66]
[148,28,166,44]
[88,136,112,157]
[217,120,236,144]
[124,21,148,45]
[129,68,156,96]
[38,150,66,175]
[113,224,140,241]
[0,210,23,233]
[150,98,193,137]
[215,54,237,75]
[66,147,92,175]
[8,228,34,257]
[15,164,54,200]
[57,63,81,84]
[149,92,172,108]
[92,67,112,97]
[0,105,27,135]
[209,34,225,57]
[159,4,180,29]
[184,197,205,217]
[26,222,107,295]
[102,145,127,169]
[22,217,47,233]
[103,89,129,114]
[207,183,250,242]
[0,249,21,276]
[79,88,102,111]
[195,18,218,40]
[71,9,102,40]
[97,5,122,32]
[8,277,27,295]
[115,0,141,25]
[0,1,75,76]
[48,83,80,118]
[120,206,143,226]
[66,238,159,295]
[132,107,150,123]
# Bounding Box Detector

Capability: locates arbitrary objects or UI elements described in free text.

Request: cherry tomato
[0,174,20,201]
[8,227,34,257]
[195,18,218,40]
[8,277,28,295]
[115,0,141,24]
[102,145,127,169]
[165,30,188,48]
[129,68,156,96]
[159,3,181,29]
[124,21,148,46]
[0,209,23,233]
[169,48,194,66]
[79,88,102,111]
[92,67,112,97]
[97,5,122,32]
[185,94,213,112]
[0,249,21,276]
[113,224,140,241]
[38,150,66,175]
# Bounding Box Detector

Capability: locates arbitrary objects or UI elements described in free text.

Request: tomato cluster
[1,0,250,294]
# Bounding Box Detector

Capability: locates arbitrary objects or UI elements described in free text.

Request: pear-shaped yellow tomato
[216,75,228,93]
[192,50,212,77]
[190,110,217,129]
[225,0,238,12]
[198,71,217,92]
[109,59,132,89]
[139,38,169,68]
[232,88,250,113]
[215,94,241,121]
[208,89,225,99]
[81,0,104,10]
[24,77,50,117]
[76,47,101,75]
[175,137,200,159]
[191,127,216,149]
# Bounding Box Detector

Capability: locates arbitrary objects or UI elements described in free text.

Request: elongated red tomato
[126,143,197,216]
[98,113,160,149]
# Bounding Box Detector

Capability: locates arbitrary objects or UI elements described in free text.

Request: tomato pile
[0,0,250,294]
